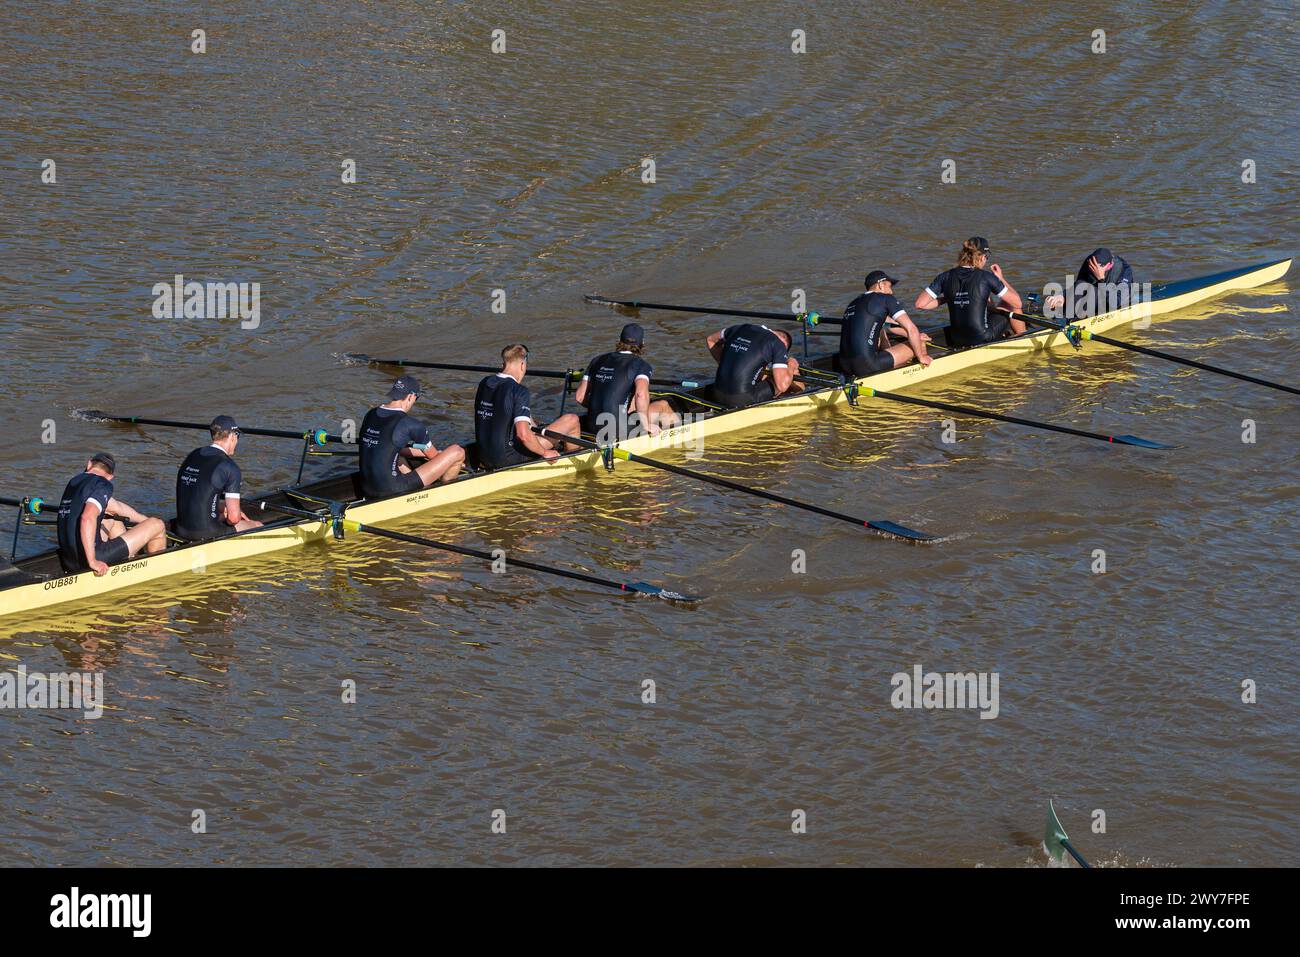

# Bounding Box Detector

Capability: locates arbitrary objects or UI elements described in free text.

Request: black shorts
[95,536,131,566]
[833,352,895,377]
[174,519,229,542]
[364,468,427,499]
[711,380,776,409]
[482,447,539,470]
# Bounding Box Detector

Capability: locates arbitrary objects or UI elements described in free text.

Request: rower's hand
[540,448,560,461]
[787,356,800,372]
[647,422,661,437]
[918,353,933,367]
[921,333,932,342]
[989,263,1004,279]
[1044,294,1065,311]
[90,559,109,577]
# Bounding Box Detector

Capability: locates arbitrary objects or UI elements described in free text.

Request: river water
[1,1,1296,865]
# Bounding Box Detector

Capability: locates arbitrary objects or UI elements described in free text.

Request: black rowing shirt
[582,350,652,437]
[55,471,113,572]
[713,323,789,402]
[175,445,243,540]
[925,267,1009,347]
[840,292,906,360]
[1072,255,1135,317]
[358,405,432,497]
[474,373,535,469]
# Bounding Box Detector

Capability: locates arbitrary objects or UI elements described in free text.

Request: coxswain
[174,415,263,541]
[574,323,679,442]
[914,236,1025,347]
[358,375,466,498]
[55,452,167,576]
[474,344,582,469]
[705,323,802,408]
[1043,248,1135,317]
[834,269,932,376]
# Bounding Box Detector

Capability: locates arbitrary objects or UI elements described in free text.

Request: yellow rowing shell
[0,257,1291,620]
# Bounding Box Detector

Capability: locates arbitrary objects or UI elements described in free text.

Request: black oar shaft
[585,295,837,325]
[1061,838,1092,869]
[82,412,349,444]
[1010,311,1300,397]
[861,385,1170,448]
[538,428,937,542]
[346,355,706,389]
[256,500,697,599]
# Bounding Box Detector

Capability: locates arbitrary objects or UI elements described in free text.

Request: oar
[343,354,709,390]
[1045,799,1092,868]
[797,369,1175,450]
[536,428,940,543]
[76,410,351,445]
[585,293,841,327]
[1,496,52,514]
[256,499,703,603]
[998,308,1300,397]
[585,294,946,340]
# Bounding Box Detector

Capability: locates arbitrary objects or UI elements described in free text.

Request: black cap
[1090,247,1114,267]
[864,269,901,289]
[386,374,421,400]
[968,236,991,253]
[620,323,645,345]
[210,414,240,434]
[89,452,117,475]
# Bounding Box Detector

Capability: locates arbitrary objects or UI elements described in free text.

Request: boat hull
[0,257,1291,619]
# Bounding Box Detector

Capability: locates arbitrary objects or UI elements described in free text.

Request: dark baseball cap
[864,269,901,288]
[620,323,645,345]
[386,374,421,400]
[1090,247,1114,266]
[968,236,991,253]
[209,414,240,433]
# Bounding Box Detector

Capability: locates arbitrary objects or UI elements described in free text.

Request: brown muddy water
[0,1,1296,865]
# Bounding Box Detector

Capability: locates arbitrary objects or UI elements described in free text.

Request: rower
[705,323,802,408]
[574,323,679,442]
[834,269,933,376]
[174,415,263,541]
[358,375,466,498]
[914,236,1025,347]
[1043,248,1135,317]
[55,452,167,576]
[474,344,582,469]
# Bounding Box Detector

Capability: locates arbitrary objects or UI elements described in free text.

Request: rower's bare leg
[415,443,466,486]
[647,399,679,430]
[118,517,168,556]
[884,343,917,367]
[543,413,584,450]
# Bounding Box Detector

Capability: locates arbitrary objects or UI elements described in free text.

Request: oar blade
[1044,799,1069,863]
[626,581,706,603]
[73,409,112,422]
[1111,434,1179,450]
[866,520,941,543]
